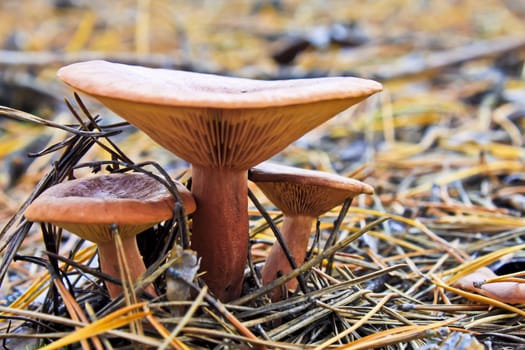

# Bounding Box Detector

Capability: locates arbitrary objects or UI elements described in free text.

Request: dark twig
[0,102,131,285]
[322,197,353,275]
[0,106,122,138]
[248,188,308,294]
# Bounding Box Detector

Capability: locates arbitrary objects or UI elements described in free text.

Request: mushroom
[24,173,196,299]
[454,267,525,304]
[57,60,382,300]
[249,162,374,300]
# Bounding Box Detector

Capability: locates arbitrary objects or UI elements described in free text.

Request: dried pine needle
[39,303,151,350]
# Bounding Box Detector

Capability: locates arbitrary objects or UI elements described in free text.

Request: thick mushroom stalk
[249,162,374,300]
[24,173,196,299]
[57,60,382,301]
[190,166,248,297]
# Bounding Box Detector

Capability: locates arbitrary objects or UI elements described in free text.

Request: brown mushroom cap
[24,173,195,242]
[57,60,382,170]
[249,162,374,217]
[58,60,382,109]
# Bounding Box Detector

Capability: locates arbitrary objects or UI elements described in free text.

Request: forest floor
[1,0,525,349]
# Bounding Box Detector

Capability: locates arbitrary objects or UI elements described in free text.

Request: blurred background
[2,3,525,347]
[0,0,524,245]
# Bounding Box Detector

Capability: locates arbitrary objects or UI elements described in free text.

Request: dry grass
[1,0,525,348]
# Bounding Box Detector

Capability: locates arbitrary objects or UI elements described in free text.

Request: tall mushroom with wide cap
[249,162,374,300]
[24,173,196,299]
[57,60,382,301]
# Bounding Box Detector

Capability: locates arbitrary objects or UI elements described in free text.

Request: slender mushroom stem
[248,188,308,293]
[97,233,157,298]
[261,215,313,299]
[190,165,249,301]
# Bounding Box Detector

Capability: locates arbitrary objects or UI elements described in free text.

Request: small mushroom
[57,60,382,300]
[454,267,525,304]
[24,173,196,299]
[249,162,374,300]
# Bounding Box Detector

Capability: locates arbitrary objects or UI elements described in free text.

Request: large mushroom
[24,173,196,299]
[249,162,374,300]
[57,60,382,300]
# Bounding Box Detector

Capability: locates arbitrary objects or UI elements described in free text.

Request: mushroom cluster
[56,60,382,301]
[25,173,196,299]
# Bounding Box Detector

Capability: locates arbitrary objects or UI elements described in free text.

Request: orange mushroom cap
[24,173,195,242]
[249,162,374,217]
[58,60,382,109]
[57,60,382,170]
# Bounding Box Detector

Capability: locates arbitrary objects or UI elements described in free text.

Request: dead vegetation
[1,0,525,348]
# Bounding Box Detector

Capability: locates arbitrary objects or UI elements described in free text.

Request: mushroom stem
[261,214,313,299]
[97,236,157,299]
[191,165,249,301]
